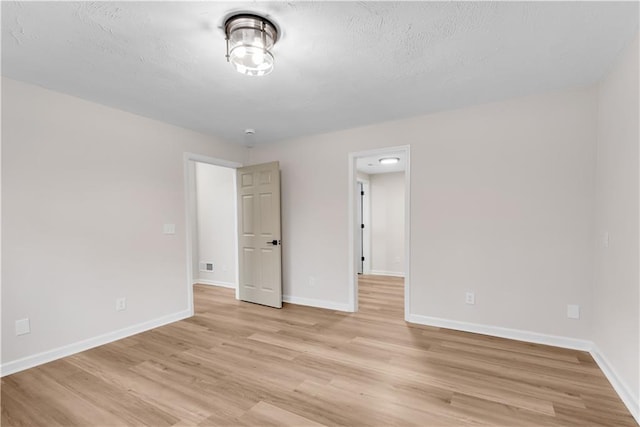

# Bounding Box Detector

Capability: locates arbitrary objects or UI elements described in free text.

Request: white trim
[348,145,411,315]
[403,152,411,322]
[348,155,358,313]
[184,152,243,169]
[370,270,405,278]
[590,345,639,423]
[194,279,236,289]
[406,313,593,351]
[184,156,196,316]
[0,309,191,377]
[283,295,351,312]
[233,170,240,300]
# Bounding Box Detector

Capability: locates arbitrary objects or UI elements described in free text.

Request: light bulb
[252,52,265,65]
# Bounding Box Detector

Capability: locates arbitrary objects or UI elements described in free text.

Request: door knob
[266,240,281,245]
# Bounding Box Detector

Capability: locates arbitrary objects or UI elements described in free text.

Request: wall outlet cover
[567,304,580,319]
[116,297,127,312]
[465,292,475,305]
[15,318,30,336]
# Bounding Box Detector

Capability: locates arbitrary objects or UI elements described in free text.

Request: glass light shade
[229,45,274,77]
[225,14,278,77]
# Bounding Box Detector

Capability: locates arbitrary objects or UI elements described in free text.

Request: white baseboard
[590,345,639,424]
[406,313,593,351]
[0,309,191,377]
[370,270,405,278]
[283,295,352,312]
[406,313,640,423]
[194,279,236,289]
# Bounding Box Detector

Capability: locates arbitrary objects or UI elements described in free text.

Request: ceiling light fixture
[379,157,400,165]
[224,14,278,77]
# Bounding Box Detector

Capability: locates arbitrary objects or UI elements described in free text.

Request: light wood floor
[2,275,636,426]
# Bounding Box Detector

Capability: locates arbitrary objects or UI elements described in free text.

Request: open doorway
[184,154,284,312]
[184,153,242,314]
[193,162,237,287]
[348,146,410,319]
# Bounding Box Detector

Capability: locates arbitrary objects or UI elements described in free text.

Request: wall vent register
[199,262,214,272]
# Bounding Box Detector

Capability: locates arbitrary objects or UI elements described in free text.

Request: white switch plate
[163,224,176,235]
[465,292,475,305]
[116,297,127,312]
[603,232,609,248]
[567,304,580,319]
[15,318,30,336]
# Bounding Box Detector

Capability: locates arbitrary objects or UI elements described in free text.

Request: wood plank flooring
[1,275,636,426]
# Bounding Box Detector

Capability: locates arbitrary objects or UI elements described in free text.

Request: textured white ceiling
[2,1,638,146]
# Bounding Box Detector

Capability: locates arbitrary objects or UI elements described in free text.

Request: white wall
[593,34,639,415]
[250,86,597,340]
[356,172,370,182]
[195,163,236,287]
[1,78,247,371]
[370,172,405,276]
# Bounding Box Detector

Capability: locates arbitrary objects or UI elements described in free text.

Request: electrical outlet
[309,276,317,287]
[15,318,30,336]
[116,297,127,312]
[465,292,475,305]
[603,232,609,248]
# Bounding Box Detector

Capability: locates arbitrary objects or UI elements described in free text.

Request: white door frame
[356,178,372,275]
[347,145,411,319]
[183,152,243,315]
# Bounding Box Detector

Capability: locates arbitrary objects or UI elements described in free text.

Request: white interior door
[236,161,282,308]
